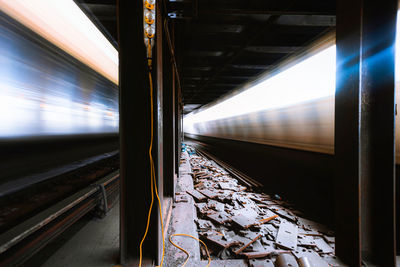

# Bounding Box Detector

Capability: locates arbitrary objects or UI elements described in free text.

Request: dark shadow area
[0,134,119,186]
[22,212,94,267]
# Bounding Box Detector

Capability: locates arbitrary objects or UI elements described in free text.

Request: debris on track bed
[181,144,342,266]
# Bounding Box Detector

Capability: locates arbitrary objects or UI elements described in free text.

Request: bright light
[0,18,119,138]
[143,0,156,58]
[1,0,118,84]
[184,45,336,132]
[0,79,119,137]
[396,10,400,81]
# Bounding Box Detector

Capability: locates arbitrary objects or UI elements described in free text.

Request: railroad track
[0,155,120,266]
[187,141,263,190]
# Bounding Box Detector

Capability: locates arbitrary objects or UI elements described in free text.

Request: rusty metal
[313,237,333,254]
[0,171,119,266]
[275,220,298,250]
[231,214,258,229]
[198,189,219,199]
[0,151,118,198]
[202,233,241,249]
[0,153,119,235]
[187,189,207,202]
[297,235,317,247]
[184,144,338,264]
[243,250,284,259]
[272,208,297,223]
[233,234,261,254]
[206,211,232,225]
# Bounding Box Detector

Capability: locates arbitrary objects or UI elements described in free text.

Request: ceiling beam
[198,9,335,16]
[244,45,302,53]
[228,64,272,70]
[184,50,225,57]
[276,15,335,26]
[185,15,280,103]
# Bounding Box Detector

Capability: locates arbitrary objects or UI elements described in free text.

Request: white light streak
[1,0,118,84]
[184,45,336,132]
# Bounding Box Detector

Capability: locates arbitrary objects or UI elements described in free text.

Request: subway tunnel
[0,0,398,266]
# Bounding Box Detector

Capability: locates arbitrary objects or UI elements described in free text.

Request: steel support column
[155,1,164,263]
[174,67,179,178]
[178,101,183,160]
[162,19,175,197]
[172,23,181,176]
[118,0,161,265]
[335,0,397,266]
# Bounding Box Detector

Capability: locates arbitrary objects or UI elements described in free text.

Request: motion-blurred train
[0,2,118,139]
[183,31,400,224]
[0,1,119,186]
[184,31,400,162]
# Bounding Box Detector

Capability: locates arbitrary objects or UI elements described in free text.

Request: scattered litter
[181,144,337,266]
[175,194,189,203]
[276,220,298,250]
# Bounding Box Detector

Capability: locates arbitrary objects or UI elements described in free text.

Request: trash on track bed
[179,144,342,267]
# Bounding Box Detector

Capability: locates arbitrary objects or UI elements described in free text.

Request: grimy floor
[37,202,119,267]
[165,144,342,267]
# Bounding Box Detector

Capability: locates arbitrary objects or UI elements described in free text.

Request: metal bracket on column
[92,183,108,217]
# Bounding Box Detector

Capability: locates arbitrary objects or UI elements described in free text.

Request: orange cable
[139,40,165,267]
[169,234,211,267]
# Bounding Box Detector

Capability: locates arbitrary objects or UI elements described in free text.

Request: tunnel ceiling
[76,0,335,113]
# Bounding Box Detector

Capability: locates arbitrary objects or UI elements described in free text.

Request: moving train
[0,3,119,139]
[184,31,400,162]
[0,3,119,187]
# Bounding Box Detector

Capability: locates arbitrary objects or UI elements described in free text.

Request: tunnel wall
[186,133,334,226]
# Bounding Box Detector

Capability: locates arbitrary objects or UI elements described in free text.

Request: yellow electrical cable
[169,234,211,267]
[142,35,210,267]
[139,40,165,267]
[138,132,154,267]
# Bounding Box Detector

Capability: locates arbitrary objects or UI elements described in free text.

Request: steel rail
[0,170,119,265]
[0,151,119,198]
[194,145,263,189]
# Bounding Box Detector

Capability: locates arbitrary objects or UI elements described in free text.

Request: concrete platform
[40,202,119,267]
[164,151,200,267]
[163,151,249,267]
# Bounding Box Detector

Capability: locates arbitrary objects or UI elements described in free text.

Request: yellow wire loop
[169,234,211,267]
[145,32,155,39]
